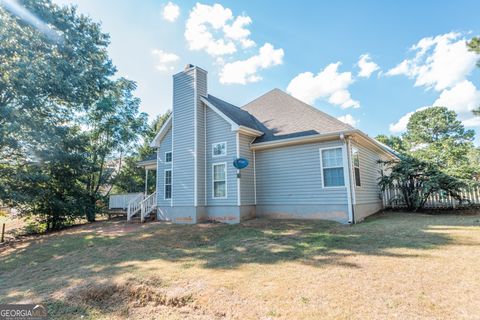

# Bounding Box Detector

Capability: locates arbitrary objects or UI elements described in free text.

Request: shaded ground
[1,212,479,319]
[0,214,26,242]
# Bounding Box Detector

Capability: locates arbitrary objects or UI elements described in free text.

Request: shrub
[378,157,467,212]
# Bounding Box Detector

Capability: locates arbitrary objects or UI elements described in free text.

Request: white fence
[109,193,144,210]
[383,186,480,209]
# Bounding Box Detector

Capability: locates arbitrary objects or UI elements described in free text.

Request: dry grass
[1,212,480,319]
[0,214,26,242]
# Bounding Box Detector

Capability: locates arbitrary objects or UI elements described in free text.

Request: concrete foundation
[255,204,350,224]
[353,202,383,222]
[157,205,256,224]
[156,203,384,225]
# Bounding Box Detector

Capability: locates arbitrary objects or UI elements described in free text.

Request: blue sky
[53,0,480,141]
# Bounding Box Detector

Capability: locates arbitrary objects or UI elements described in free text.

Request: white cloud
[162,2,180,22]
[337,114,359,127]
[389,80,480,133]
[357,54,380,78]
[433,80,480,114]
[185,3,255,57]
[219,43,284,84]
[152,49,180,71]
[386,32,477,91]
[389,106,429,133]
[433,80,480,128]
[463,117,480,127]
[286,62,360,109]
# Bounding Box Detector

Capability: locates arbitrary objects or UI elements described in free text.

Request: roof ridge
[241,88,281,109]
[243,88,354,130]
[279,90,355,130]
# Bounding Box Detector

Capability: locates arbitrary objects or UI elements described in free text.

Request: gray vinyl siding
[255,140,348,205]
[351,141,383,205]
[205,106,237,206]
[171,67,207,207]
[157,128,172,206]
[239,133,255,205]
[172,70,195,206]
[196,71,207,206]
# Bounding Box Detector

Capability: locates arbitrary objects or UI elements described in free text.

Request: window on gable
[164,170,172,199]
[213,163,227,198]
[165,151,172,163]
[321,148,345,187]
[212,142,226,157]
[352,147,361,187]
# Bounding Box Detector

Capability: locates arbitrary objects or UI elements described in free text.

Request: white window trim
[165,151,172,164]
[164,169,172,200]
[319,146,346,189]
[212,142,227,157]
[212,162,228,199]
[351,147,362,188]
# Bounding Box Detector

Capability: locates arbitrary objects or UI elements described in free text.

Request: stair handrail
[127,193,144,221]
[140,191,157,222]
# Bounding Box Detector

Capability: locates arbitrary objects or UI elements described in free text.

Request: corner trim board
[236,132,241,206]
[194,68,198,207]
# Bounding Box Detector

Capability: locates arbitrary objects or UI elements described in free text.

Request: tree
[0,0,115,157]
[113,111,171,194]
[375,134,406,153]
[0,0,116,205]
[468,37,480,116]
[0,1,149,229]
[1,126,90,231]
[403,107,475,179]
[468,37,480,54]
[378,157,466,212]
[81,78,148,221]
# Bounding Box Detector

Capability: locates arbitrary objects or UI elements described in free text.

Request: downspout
[341,134,355,224]
[346,137,356,223]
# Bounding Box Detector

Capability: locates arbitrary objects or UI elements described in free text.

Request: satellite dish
[233,158,249,170]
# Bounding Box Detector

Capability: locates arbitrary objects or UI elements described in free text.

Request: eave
[150,115,172,147]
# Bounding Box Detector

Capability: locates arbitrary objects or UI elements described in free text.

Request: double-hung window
[212,163,227,198]
[165,151,172,163]
[321,147,345,187]
[164,170,172,199]
[212,142,227,157]
[352,147,361,187]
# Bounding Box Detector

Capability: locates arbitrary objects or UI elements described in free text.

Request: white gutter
[354,131,398,160]
[250,130,357,151]
[237,126,264,137]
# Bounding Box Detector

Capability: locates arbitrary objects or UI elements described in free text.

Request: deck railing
[109,193,144,210]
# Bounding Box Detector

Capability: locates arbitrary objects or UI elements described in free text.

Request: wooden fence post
[1,223,5,243]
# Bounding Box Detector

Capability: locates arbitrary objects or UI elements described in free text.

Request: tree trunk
[85,197,96,222]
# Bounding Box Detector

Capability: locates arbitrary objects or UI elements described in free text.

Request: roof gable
[201,94,263,131]
[150,115,172,147]
[242,88,354,143]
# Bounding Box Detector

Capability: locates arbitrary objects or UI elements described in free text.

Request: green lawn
[1,212,479,319]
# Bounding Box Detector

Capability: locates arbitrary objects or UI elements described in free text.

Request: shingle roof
[202,94,262,131]
[138,153,156,164]
[242,88,354,143]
